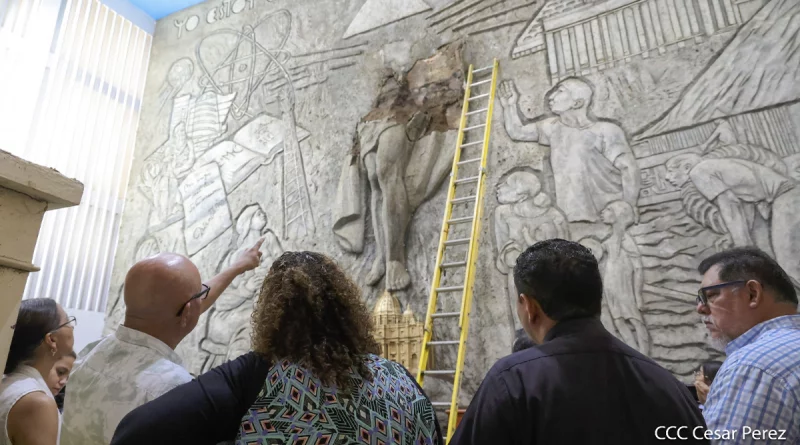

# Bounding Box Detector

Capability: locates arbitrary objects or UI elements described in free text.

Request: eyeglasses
[176,284,210,316]
[52,316,77,332]
[696,280,747,306]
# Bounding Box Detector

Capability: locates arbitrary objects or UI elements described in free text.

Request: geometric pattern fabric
[236,354,441,445]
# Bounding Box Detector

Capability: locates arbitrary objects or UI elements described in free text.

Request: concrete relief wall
[107,0,798,399]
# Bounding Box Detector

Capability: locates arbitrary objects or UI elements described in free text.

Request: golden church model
[372,290,424,374]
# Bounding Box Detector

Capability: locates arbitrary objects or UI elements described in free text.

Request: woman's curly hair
[251,251,381,389]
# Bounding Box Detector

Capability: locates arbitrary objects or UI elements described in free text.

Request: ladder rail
[459,58,497,328]
[417,64,474,386]
[446,58,499,440]
[414,59,499,443]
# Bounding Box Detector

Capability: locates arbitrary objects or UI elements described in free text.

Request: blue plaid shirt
[704,314,800,444]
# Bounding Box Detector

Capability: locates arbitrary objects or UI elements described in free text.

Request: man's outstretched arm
[200,238,264,314]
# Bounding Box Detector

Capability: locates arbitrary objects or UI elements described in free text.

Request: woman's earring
[51,348,56,357]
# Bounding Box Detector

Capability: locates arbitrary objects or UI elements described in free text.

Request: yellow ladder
[416,59,499,442]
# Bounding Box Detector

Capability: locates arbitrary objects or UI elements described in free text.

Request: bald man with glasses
[61,239,264,445]
[696,247,799,443]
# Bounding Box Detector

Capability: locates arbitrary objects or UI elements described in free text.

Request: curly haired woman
[111,251,442,445]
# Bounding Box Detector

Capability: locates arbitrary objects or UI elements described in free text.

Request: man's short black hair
[698,247,798,305]
[513,239,602,321]
[512,328,536,353]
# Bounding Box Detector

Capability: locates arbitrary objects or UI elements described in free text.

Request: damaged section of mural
[109,0,797,398]
[333,41,464,291]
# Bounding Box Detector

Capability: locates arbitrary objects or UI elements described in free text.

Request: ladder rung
[287,213,305,225]
[468,93,489,101]
[440,261,466,269]
[444,238,470,246]
[428,340,460,346]
[470,79,492,87]
[451,195,476,204]
[436,286,464,293]
[457,157,481,165]
[447,216,473,224]
[463,124,486,131]
[466,107,488,115]
[431,311,461,318]
[424,370,456,375]
[460,140,483,148]
[454,176,479,185]
[473,65,493,73]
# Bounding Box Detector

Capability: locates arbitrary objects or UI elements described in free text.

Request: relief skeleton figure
[139,123,195,227]
[200,204,282,371]
[665,153,800,288]
[158,58,194,110]
[494,170,568,331]
[599,201,650,355]
[498,77,641,241]
[139,90,235,231]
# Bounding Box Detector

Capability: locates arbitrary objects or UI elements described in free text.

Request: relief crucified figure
[333,43,464,291]
[361,113,431,289]
[334,109,454,290]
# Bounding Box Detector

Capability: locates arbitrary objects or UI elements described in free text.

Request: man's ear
[179,301,195,328]
[520,293,538,324]
[746,279,765,308]
[573,98,585,109]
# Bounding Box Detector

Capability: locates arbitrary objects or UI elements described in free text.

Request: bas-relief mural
[108,0,798,391]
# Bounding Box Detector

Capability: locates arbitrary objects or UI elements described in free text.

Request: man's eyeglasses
[52,316,77,332]
[696,280,747,306]
[177,284,210,316]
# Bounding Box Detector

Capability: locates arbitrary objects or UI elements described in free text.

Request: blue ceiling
[127,0,206,20]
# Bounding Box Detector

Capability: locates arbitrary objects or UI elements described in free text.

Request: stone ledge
[0,255,40,273]
[0,149,83,209]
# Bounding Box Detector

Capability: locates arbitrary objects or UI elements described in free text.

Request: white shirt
[60,326,192,445]
[0,365,60,445]
[536,118,631,222]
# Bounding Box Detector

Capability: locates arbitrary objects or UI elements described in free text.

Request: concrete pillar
[0,149,83,373]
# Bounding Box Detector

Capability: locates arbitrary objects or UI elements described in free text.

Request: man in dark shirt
[450,239,707,444]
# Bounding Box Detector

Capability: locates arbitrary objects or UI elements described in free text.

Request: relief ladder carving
[416,59,499,443]
[281,93,315,239]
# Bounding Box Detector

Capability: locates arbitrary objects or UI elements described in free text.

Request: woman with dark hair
[0,298,76,445]
[111,251,442,445]
[694,361,723,407]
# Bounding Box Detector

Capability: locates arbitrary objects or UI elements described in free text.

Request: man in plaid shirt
[696,247,799,444]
